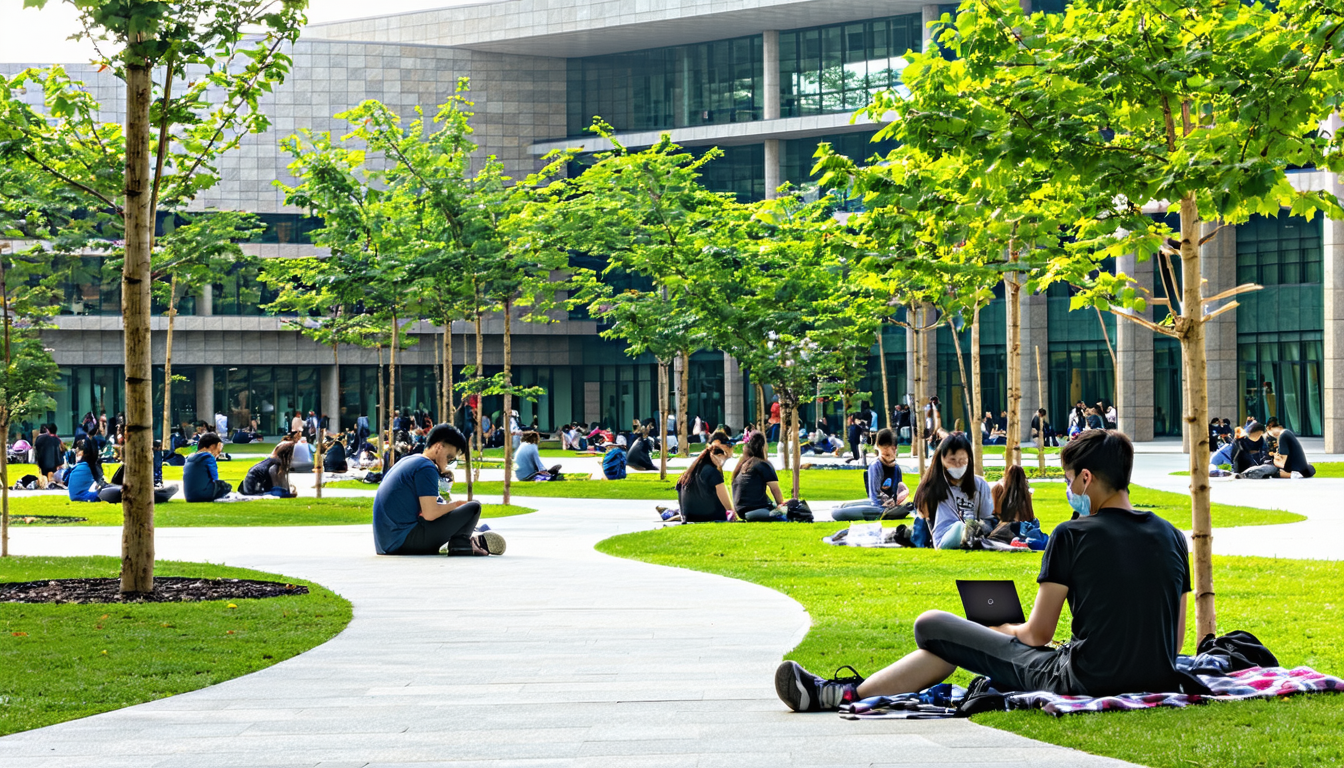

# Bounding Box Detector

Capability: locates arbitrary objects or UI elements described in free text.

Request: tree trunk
[754,381,765,434]
[790,400,802,499]
[388,311,399,471]
[160,275,177,453]
[678,350,690,458]
[1,256,9,557]
[912,312,926,477]
[474,310,484,481]
[971,306,984,475]
[434,326,442,422]
[1181,192,1215,640]
[951,319,973,441]
[878,325,892,430]
[1096,305,1119,413]
[376,342,385,464]
[443,316,454,424]
[120,64,155,596]
[1036,344,1046,477]
[658,360,669,480]
[1005,252,1023,469]
[502,299,513,506]
[779,395,791,473]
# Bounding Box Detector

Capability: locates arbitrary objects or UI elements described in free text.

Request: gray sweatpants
[913,610,1083,694]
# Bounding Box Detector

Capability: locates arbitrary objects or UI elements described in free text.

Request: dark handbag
[1197,630,1279,671]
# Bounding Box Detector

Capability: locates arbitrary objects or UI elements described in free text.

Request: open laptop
[956,580,1026,626]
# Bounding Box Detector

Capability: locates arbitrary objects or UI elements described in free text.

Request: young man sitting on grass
[373,424,505,557]
[775,429,1192,711]
[182,433,231,502]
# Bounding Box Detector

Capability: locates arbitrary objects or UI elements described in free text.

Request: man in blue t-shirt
[372,424,505,556]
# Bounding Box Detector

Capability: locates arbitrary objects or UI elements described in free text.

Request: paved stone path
[1,497,1136,768]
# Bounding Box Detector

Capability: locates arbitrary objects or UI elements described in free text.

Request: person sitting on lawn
[183,433,232,502]
[672,444,736,523]
[1209,427,1241,472]
[832,428,910,522]
[626,429,657,471]
[601,442,627,480]
[913,431,993,549]
[66,443,107,502]
[323,433,350,474]
[1268,420,1315,478]
[373,423,504,556]
[1231,422,1270,474]
[515,430,561,481]
[987,464,1046,547]
[731,432,785,520]
[775,428,1193,711]
[240,442,298,498]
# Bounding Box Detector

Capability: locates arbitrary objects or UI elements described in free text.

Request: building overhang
[529,111,886,155]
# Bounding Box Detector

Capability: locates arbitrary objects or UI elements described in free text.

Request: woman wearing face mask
[674,444,737,523]
[912,432,994,549]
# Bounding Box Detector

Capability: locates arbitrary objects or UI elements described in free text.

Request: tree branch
[1202,283,1262,305]
[1110,307,1177,338]
[22,150,121,213]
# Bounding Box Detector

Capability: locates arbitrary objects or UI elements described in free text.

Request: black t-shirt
[679,462,727,522]
[1231,437,1267,473]
[34,434,63,470]
[323,443,348,472]
[731,459,778,512]
[242,458,279,495]
[1037,507,1191,696]
[1275,430,1312,474]
[876,460,900,504]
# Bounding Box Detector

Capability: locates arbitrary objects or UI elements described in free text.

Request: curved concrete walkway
[0,497,1135,768]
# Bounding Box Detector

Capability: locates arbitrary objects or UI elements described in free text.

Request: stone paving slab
[0,497,1139,768]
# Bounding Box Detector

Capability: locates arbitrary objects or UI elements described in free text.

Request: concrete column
[195,365,214,426]
[723,353,744,430]
[1202,221,1239,424]
[1018,292,1049,429]
[764,139,781,199]
[922,5,942,50]
[198,286,212,316]
[321,364,340,430]
[583,381,600,425]
[1116,253,1155,442]
[762,30,780,121]
[1325,203,1344,452]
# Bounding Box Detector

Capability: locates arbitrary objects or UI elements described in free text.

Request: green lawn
[0,555,352,736]
[597,525,1342,768]
[6,457,269,485]
[982,445,1062,455]
[2,495,533,527]
[1172,462,1344,479]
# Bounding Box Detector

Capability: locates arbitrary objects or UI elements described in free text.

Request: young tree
[894,0,1344,636]
[5,1,306,594]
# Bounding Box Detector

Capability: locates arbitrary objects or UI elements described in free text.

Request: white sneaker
[1291,471,1304,479]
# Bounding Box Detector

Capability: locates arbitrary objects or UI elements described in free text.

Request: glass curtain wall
[780,14,921,117]
[1046,283,1117,424]
[1236,214,1324,435]
[214,366,322,435]
[566,36,762,137]
[936,299,1008,430]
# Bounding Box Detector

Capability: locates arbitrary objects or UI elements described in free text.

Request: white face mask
[946,465,967,480]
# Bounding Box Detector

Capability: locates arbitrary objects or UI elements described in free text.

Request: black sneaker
[774,661,864,712]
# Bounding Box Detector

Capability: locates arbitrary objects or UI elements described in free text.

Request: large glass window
[566,36,762,137]
[783,130,898,188]
[215,366,323,435]
[780,14,921,118]
[212,260,279,316]
[1236,214,1322,287]
[699,143,764,202]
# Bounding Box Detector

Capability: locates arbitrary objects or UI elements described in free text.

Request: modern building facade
[4,0,1341,449]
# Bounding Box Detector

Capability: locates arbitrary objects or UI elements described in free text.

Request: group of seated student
[1209,418,1235,447]
[776,428,1196,712]
[831,428,911,521]
[372,424,504,556]
[1219,418,1315,478]
[981,411,1007,445]
[514,431,562,481]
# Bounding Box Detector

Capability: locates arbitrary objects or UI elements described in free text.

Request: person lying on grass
[832,428,910,522]
[373,423,505,557]
[775,429,1192,712]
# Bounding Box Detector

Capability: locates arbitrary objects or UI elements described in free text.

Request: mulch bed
[0,577,309,604]
[8,515,87,525]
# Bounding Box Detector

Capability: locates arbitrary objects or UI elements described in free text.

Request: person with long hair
[832,428,909,522]
[989,464,1040,546]
[626,428,657,471]
[731,431,785,520]
[1231,421,1270,474]
[674,444,736,522]
[775,430,1194,713]
[911,431,993,549]
[241,441,298,498]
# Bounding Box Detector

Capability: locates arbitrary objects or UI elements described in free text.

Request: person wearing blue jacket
[831,429,910,522]
[183,433,232,502]
[66,445,105,502]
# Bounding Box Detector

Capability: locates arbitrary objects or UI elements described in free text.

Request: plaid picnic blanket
[1005,666,1344,716]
